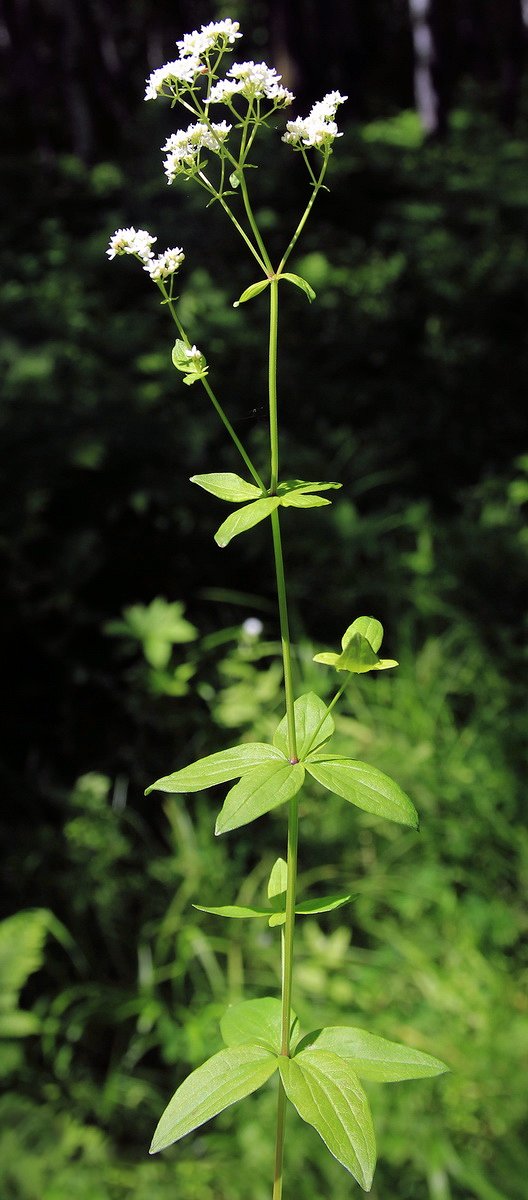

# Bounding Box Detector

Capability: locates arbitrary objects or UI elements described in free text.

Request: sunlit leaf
[220,997,297,1055]
[214,498,280,547]
[273,692,334,759]
[145,743,284,795]
[233,279,271,307]
[190,473,262,503]
[342,617,384,654]
[305,757,419,828]
[279,272,316,302]
[215,761,305,834]
[279,1049,376,1190]
[280,493,331,509]
[193,903,273,920]
[296,1026,448,1082]
[150,1044,278,1153]
[268,857,288,899]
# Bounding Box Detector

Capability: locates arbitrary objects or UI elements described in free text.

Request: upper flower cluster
[283,91,348,150]
[145,19,241,101]
[162,121,232,184]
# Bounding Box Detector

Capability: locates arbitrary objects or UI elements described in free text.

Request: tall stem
[268,273,299,1200]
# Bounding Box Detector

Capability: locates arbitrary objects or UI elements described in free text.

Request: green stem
[268,279,280,492]
[240,172,273,273]
[158,283,265,489]
[197,172,268,272]
[277,157,329,274]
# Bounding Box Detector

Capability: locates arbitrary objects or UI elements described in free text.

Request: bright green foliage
[305,756,419,827]
[0,911,50,1043]
[233,279,272,307]
[171,339,208,385]
[190,473,263,502]
[297,1026,448,1082]
[145,743,283,794]
[273,692,334,758]
[279,272,316,301]
[215,760,305,834]
[314,615,398,674]
[105,598,197,670]
[150,1043,278,1153]
[195,853,355,925]
[220,998,297,1054]
[279,1049,376,1190]
[215,497,280,546]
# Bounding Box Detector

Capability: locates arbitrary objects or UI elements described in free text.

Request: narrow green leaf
[190,473,263,503]
[214,498,280,547]
[313,651,339,666]
[268,857,288,899]
[295,891,356,916]
[150,1044,278,1153]
[220,997,297,1055]
[215,761,305,834]
[233,278,271,307]
[279,272,316,302]
[276,479,341,497]
[296,1026,448,1082]
[342,616,384,653]
[305,757,419,828]
[279,1049,376,1190]
[280,493,331,509]
[273,692,334,759]
[194,903,272,920]
[146,743,284,795]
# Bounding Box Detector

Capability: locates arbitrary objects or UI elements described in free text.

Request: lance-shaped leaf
[296,1026,448,1082]
[277,479,341,498]
[190,473,263,503]
[273,692,334,760]
[215,497,280,547]
[233,278,271,307]
[268,891,356,927]
[216,761,305,834]
[279,1049,376,1191]
[305,757,419,828]
[196,890,355,928]
[314,614,398,674]
[280,493,331,509]
[279,272,316,302]
[150,1043,278,1153]
[146,743,284,795]
[268,856,288,898]
[220,997,298,1055]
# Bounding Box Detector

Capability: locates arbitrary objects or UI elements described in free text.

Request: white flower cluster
[177,18,241,59]
[106,227,156,262]
[283,90,347,149]
[144,247,185,280]
[209,60,294,106]
[145,20,241,101]
[179,344,203,365]
[162,121,231,183]
[145,58,200,102]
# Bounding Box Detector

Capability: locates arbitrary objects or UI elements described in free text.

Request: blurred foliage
[1,21,527,1195]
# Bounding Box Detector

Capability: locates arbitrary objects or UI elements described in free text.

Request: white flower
[219,61,294,105]
[162,121,231,183]
[177,19,242,59]
[242,617,263,637]
[283,91,347,149]
[181,344,203,364]
[144,247,185,280]
[144,57,200,101]
[106,227,157,262]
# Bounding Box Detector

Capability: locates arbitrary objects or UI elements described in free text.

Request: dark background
[0,4,527,1199]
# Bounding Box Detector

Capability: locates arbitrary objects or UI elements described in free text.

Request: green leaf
[296,1026,448,1082]
[150,1043,278,1153]
[190,473,263,503]
[294,891,356,917]
[268,857,288,899]
[146,743,284,795]
[279,272,316,302]
[276,479,341,497]
[305,757,419,828]
[214,498,280,547]
[233,279,271,307]
[312,651,339,666]
[279,1049,376,1190]
[273,692,334,759]
[342,617,384,653]
[337,633,383,672]
[194,903,273,920]
[0,1011,40,1038]
[280,493,331,509]
[215,761,305,834]
[220,997,297,1055]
